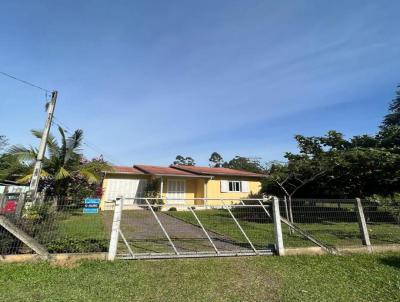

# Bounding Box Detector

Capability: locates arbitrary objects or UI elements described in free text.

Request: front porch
[159,176,208,207]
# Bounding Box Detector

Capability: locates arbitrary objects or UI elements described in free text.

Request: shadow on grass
[379,256,400,269]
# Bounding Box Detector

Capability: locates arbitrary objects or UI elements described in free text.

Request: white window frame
[166,179,186,204]
[228,181,242,192]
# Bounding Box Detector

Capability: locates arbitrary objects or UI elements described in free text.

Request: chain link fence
[0,195,399,257]
[0,194,109,255]
[280,198,400,248]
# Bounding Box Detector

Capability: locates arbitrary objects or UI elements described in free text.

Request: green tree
[209,152,224,167]
[265,135,330,223]
[173,155,196,166]
[224,156,264,173]
[381,84,400,129]
[8,126,110,198]
[0,135,24,181]
[265,84,400,200]
[266,129,400,199]
[0,135,7,152]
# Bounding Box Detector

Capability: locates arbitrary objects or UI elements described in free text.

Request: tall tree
[0,135,7,152]
[224,156,264,173]
[381,84,400,129]
[265,134,330,223]
[8,126,110,198]
[173,155,196,166]
[209,152,224,167]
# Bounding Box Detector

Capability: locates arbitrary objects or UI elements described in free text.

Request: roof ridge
[171,164,266,177]
[133,165,153,174]
[169,165,204,175]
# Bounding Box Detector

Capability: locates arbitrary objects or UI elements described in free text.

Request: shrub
[369,194,400,224]
[0,229,23,254]
[46,238,108,253]
[168,207,177,211]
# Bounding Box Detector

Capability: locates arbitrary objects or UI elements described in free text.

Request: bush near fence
[0,196,109,254]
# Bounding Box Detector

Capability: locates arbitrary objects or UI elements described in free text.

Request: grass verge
[0,252,399,301]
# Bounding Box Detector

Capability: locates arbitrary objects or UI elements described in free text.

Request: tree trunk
[283,196,290,220]
[288,195,294,224]
[287,195,295,235]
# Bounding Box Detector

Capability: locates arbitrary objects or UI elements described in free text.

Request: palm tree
[8,126,110,198]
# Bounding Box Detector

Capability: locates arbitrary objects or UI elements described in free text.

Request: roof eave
[103,171,146,176]
[153,174,213,179]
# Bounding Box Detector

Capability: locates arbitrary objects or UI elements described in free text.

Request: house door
[166,179,186,204]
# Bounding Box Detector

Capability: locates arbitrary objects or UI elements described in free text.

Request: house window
[228,181,241,192]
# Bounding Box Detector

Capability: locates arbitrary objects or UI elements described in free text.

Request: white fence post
[108,196,123,261]
[272,196,285,256]
[355,198,371,249]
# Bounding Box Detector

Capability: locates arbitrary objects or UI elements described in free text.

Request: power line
[0,70,120,165]
[0,70,51,93]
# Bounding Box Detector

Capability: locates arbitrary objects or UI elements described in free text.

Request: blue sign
[83,198,100,214]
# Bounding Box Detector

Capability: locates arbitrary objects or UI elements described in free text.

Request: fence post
[15,193,27,219]
[355,198,371,249]
[271,196,285,256]
[108,196,123,261]
[0,193,6,209]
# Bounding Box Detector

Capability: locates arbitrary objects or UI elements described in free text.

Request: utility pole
[29,91,58,199]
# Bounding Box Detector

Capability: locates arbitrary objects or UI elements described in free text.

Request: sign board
[83,198,100,214]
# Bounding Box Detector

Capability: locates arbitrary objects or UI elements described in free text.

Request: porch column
[204,180,208,208]
[160,177,164,199]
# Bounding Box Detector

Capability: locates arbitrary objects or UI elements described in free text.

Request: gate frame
[107,196,281,260]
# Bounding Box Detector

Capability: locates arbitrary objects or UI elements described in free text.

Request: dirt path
[103,210,252,253]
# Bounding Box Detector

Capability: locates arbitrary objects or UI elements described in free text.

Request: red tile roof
[110,166,145,174]
[134,165,203,177]
[172,165,266,178]
[107,164,265,178]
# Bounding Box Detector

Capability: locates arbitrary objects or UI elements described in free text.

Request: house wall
[100,173,263,210]
[100,173,151,210]
[205,176,262,205]
[161,176,262,206]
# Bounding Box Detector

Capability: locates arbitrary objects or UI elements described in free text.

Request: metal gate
[107,197,279,260]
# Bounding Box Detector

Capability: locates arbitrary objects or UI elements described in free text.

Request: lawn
[34,211,109,253]
[56,212,108,240]
[166,209,400,248]
[0,252,399,301]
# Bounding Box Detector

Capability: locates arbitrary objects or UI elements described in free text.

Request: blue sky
[0,0,399,166]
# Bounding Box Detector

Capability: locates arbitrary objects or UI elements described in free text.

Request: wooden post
[108,196,123,261]
[272,196,284,255]
[355,198,371,248]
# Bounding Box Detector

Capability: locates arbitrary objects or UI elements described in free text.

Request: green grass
[34,212,110,253]
[27,209,397,254]
[56,212,108,240]
[167,210,400,248]
[0,252,399,301]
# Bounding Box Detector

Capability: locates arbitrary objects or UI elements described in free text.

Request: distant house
[100,165,265,210]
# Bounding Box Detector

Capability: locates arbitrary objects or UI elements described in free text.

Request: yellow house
[100,164,265,210]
